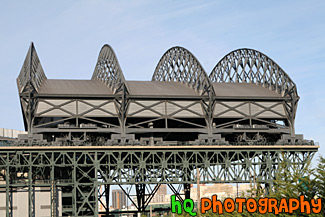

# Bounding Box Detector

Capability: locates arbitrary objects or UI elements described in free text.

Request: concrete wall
[0,187,61,217]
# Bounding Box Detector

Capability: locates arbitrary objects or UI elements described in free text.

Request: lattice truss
[152,47,213,95]
[209,49,297,98]
[0,148,316,216]
[91,45,128,94]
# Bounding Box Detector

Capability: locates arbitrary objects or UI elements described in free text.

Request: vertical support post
[50,181,57,217]
[27,46,33,140]
[105,185,110,217]
[50,152,57,217]
[196,167,200,216]
[136,184,145,213]
[28,161,34,217]
[94,183,99,217]
[6,163,12,217]
[183,184,190,200]
[265,182,273,195]
[150,205,152,217]
[94,152,99,217]
[72,152,77,216]
[201,93,216,143]
[115,84,129,142]
[121,84,126,140]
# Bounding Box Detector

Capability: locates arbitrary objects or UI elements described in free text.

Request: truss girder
[0,148,315,185]
[0,147,317,216]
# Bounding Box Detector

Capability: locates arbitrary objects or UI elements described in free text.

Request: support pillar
[50,152,57,217]
[28,164,35,217]
[105,185,110,217]
[50,181,58,217]
[6,166,12,217]
[183,184,191,200]
[135,184,145,213]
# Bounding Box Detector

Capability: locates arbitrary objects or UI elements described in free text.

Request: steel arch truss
[209,49,297,98]
[152,47,214,95]
[0,146,316,216]
[91,45,128,94]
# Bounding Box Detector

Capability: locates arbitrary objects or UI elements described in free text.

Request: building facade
[112,189,126,210]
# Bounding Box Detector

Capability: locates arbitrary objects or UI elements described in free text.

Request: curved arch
[92,44,128,94]
[152,46,214,95]
[209,48,298,98]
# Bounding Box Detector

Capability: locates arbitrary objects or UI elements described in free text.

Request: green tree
[315,155,325,214]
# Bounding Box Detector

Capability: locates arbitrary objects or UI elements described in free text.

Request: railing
[0,139,317,147]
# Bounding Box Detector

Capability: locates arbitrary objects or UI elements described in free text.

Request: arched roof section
[17,42,47,93]
[92,44,128,94]
[209,48,298,98]
[152,46,214,95]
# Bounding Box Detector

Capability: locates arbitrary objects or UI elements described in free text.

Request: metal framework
[0,43,318,216]
[16,45,303,145]
[209,49,299,137]
[152,46,213,95]
[17,43,47,93]
[0,145,317,216]
[17,43,47,138]
[152,47,215,138]
[91,44,128,94]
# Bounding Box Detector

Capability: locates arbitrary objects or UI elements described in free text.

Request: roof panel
[126,81,200,97]
[212,83,283,98]
[38,79,113,96]
[36,79,285,99]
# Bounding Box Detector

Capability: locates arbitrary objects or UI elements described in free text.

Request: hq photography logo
[170,195,322,216]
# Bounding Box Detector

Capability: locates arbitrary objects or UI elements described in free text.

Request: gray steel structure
[0,43,319,217]
[17,44,301,145]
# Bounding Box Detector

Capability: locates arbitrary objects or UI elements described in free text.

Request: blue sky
[0,0,324,159]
